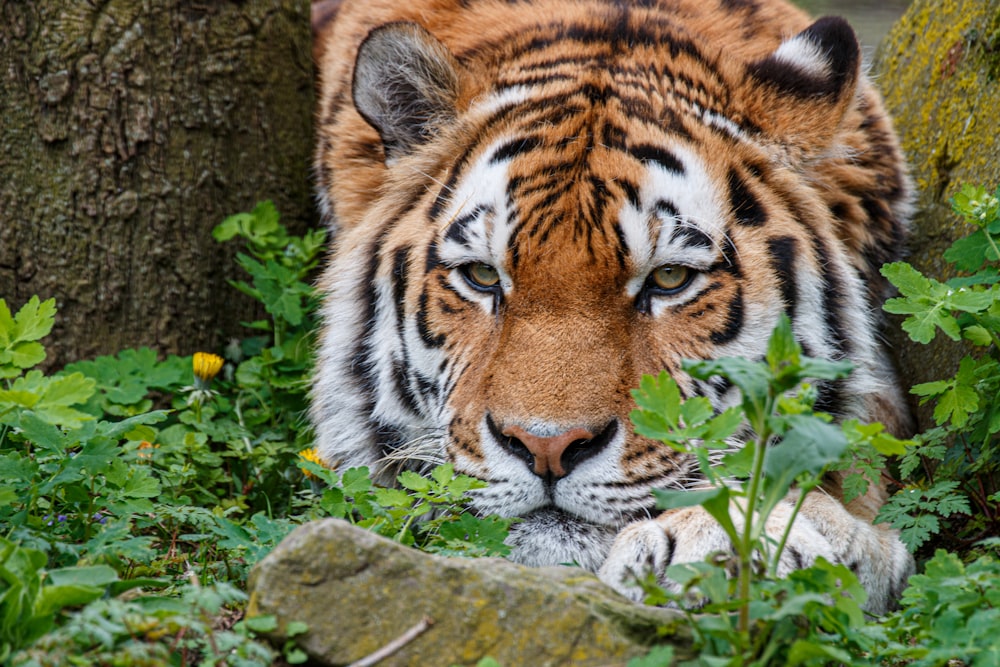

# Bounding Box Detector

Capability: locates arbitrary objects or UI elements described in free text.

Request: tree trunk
[0,0,315,368]
[874,0,1000,429]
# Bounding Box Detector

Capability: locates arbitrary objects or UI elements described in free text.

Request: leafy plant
[628,315,907,665]
[880,183,1000,551]
[866,547,1000,666]
[298,459,514,558]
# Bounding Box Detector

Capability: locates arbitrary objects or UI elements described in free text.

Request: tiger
[309,0,916,614]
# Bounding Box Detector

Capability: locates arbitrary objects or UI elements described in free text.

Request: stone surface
[874,0,1000,429]
[247,519,691,667]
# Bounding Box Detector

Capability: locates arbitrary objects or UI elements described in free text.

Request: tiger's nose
[487,415,618,479]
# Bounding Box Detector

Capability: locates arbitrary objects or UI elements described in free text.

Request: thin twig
[347,616,435,667]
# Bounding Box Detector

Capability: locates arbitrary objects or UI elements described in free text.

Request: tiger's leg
[598,491,912,614]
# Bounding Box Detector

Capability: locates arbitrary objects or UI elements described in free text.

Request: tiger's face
[312,1,911,571]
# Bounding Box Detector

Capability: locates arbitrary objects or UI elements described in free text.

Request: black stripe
[350,242,384,398]
[728,167,766,226]
[392,359,422,416]
[612,223,629,270]
[629,144,684,173]
[767,236,798,319]
[617,177,640,209]
[444,205,491,245]
[813,378,848,417]
[490,136,541,164]
[416,289,445,348]
[654,199,681,219]
[812,235,851,356]
[391,248,410,333]
[710,287,744,345]
[672,226,713,250]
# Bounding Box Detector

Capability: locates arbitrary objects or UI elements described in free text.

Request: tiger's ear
[743,17,861,151]
[353,22,462,164]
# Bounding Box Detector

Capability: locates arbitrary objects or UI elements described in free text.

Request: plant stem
[770,486,810,576]
[738,408,772,639]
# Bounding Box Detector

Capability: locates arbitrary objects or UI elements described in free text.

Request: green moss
[873,0,1000,429]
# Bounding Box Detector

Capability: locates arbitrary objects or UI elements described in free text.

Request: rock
[247,519,691,667]
[874,0,1000,428]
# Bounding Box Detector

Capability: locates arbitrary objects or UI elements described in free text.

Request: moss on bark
[874,0,1000,428]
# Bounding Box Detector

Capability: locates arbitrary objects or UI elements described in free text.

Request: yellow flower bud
[192,352,224,383]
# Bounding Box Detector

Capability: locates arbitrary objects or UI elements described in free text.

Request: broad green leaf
[13,297,56,343]
[122,467,162,498]
[765,312,800,370]
[945,230,991,272]
[242,615,279,633]
[320,488,349,519]
[703,406,744,442]
[911,380,951,397]
[431,463,456,486]
[945,286,996,313]
[965,324,995,346]
[652,486,726,511]
[701,486,738,544]
[762,416,847,513]
[0,453,39,481]
[341,467,373,496]
[45,564,119,588]
[11,411,66,452]
[686,356,770,409]
[7,341,45,369]
[631,372,682,428]
[0,487,16,507]
[0,299,14,346]
[626,645,675,667]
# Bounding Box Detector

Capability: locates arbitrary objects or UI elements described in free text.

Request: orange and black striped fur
[311,0,914,612]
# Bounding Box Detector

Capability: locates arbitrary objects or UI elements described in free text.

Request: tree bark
[0,0,315,368]
[874,0,1000,429]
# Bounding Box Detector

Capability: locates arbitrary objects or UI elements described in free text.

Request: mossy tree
[875,0,1000,429]
[0,1,315,367]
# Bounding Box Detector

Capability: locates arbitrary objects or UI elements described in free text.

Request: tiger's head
[312,4,910,570]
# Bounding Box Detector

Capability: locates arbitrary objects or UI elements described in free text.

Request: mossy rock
[874,0,1000,429]
[247,519,691,667]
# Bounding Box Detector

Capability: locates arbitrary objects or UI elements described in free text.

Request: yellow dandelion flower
[298,447,328,480]
[193,352,224,383]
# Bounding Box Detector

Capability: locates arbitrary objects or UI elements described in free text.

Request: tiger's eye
[464,262,501,289]
[651,264,690,292]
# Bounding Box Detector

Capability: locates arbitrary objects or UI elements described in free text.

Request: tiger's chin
[502,508,619,572]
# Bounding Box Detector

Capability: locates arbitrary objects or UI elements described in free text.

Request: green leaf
[765,312,800,370]
[243,615,279,633]
[122,467,162,498]
[766,415,847,479]
[930,356,980,427]
[945,230,991,272]
[882,261,934,297]
[12,297,57,343]
[652,486,727,511]
[45,564,119,588]
[627,645,675,667]
[7,341,45,369]
[398,470,431,493]
[341,467,373,496]
[631,371,682,429]
[964,324,994,346]
[32,584,105,618]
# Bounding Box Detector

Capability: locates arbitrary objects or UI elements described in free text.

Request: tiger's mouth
[502,507,621,570]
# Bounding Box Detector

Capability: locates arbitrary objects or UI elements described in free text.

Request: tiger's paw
[597,504,836,604]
